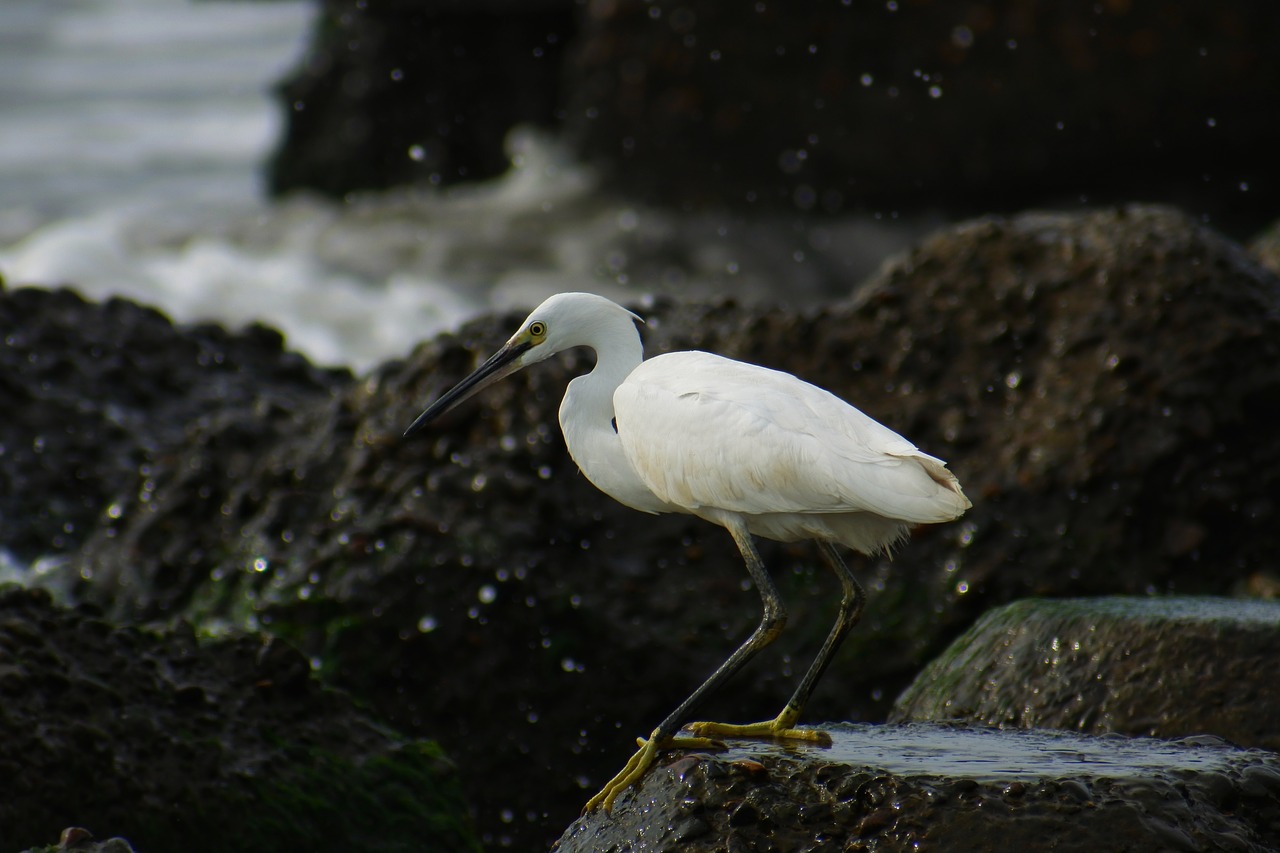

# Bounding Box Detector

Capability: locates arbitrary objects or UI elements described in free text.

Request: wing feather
[614,352,967,524]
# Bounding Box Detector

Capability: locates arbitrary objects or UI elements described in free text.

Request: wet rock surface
[0,586,478,853]
[6,205,1279,849]
[0,281,347,562]
[556,723,1280,852]
[891,596,1280,752]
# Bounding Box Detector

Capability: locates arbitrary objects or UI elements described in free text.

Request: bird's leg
[687,540,865,746]
[583,518,788,813]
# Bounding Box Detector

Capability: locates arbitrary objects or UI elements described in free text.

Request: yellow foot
[582,730,727,814]
[686,711,833,747]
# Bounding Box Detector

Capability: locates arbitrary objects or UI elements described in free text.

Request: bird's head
[403,292,642,437]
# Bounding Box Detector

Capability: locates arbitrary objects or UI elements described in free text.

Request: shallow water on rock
[720,722,1271,782]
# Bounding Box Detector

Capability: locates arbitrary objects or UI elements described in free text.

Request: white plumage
[404,291,970,813]
[615,351,968,550]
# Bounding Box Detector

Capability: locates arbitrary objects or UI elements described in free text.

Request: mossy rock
[891,595,1280,752]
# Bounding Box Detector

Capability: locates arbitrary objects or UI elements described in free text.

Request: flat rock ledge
[555,723,1280,852]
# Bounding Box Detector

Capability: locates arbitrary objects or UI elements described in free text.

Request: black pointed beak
[403,341,532,437]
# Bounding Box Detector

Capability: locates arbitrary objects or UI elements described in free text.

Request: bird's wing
[614,352,966,523]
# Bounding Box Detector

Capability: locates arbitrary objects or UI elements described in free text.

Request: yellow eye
[529,321,547,340]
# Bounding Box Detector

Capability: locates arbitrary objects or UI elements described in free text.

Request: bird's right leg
[583,518,787,813]
[687,540,863,746]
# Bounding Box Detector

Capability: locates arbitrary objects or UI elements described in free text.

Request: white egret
[404,292,970,812]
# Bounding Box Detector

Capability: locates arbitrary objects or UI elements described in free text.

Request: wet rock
[267,0,577,198]
[555,723,1280,851]
[0,281,347,562]
[0,586,477,853]
[35,205,1280,849]
[891,596,1280,752]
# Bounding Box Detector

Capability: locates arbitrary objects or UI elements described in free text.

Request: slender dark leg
[780,541,865,722]
[686,540,864,741]
[583,517,786,812]
[651,520,788,735]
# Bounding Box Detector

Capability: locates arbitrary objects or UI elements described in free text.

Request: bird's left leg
[687,541,865,745]
[583,518,788,813]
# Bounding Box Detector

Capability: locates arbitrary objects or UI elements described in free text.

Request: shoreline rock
[0,586,478,853]
[891,596,1280,753]
[556,723,1280,851]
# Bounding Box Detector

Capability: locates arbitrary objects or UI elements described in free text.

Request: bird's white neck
[557,317,668,514]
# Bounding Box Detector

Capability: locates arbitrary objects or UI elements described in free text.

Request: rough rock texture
[0,281,347,562]
[268,0,576,197]
[891,596,1280,752]
[0,586,478,853]
[556,724,1280,852]
[45,205,1280,849]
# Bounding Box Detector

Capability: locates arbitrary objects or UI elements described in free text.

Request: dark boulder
[0,586,477,853]
[565,1,1280,221]
[0,281,346,563]
[267,0,577,198]
[891,596,1280,753]
[268,0,1280,224]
